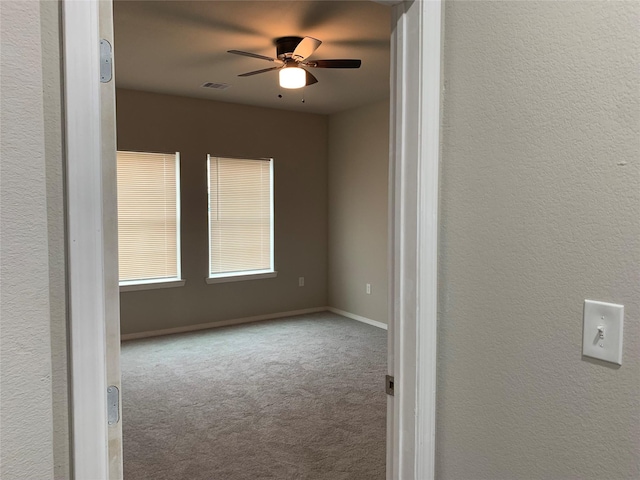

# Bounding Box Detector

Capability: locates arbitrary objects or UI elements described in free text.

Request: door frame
[62,0,443,478]
[63,1,109,478]
[386,2,442,478]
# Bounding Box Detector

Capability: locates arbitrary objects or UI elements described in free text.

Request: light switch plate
[582,300,624,365]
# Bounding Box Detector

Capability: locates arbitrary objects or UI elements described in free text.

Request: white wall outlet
[366,283,371,295]
[582,300,624,365]
[298,277,304,287]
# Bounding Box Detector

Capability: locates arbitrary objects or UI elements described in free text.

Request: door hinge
[107,385,120,426]
[385,375,394,396]
[100,39,112,83]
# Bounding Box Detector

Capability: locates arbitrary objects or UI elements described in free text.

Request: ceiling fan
[228,36,361,89]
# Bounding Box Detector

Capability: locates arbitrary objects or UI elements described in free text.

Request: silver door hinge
[100,39,112,83]
[107,385,120,425]
[385,375,394,396]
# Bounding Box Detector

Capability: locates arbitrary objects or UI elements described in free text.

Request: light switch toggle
[597,325,605,340]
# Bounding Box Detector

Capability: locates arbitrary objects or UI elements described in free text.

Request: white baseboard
[121,305,387,341]
[327,307,388,330]
[121,306,328,341]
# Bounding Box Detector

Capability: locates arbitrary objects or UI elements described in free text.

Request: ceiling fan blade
[306,59,362,69]
[238,66,281,77]
[228,50,283,64]
[305,69,318,86]
[292,36,322,62]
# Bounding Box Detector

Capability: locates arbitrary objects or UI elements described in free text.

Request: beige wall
[437,2,640,479]
[116,89,328,335]
[1,1,69,477]
[40,1,70,476]
[328,100,389,324]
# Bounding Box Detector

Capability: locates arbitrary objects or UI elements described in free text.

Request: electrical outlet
[298,277,305,287]
[366,283,371,295]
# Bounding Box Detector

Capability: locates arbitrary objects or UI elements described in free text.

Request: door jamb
[62,1,109,478]
[387,1,442,479]
[62,1,443,478]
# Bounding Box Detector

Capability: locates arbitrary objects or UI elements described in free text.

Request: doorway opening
[62,0,442,478]
[113,1,391,478]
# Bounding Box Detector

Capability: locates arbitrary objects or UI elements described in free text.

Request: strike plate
[107,385,119,425]
[386,375,394,396]
[100,39,112,83]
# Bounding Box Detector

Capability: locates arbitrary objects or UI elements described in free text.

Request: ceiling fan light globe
[279,67,306,89]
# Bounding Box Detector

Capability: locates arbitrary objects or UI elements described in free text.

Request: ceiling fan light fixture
[279,66,306,89]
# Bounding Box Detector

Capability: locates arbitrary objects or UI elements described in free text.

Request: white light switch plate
[582,300,624,365]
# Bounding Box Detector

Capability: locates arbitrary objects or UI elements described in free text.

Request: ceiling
[113,1,391,115]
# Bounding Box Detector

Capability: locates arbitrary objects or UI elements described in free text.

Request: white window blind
[117,151,180,283]
[208,156,274,277]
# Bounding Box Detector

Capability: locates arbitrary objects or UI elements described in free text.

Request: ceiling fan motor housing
[275,36,304,59]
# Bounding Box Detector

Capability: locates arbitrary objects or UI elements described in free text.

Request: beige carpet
[121,311,387,479]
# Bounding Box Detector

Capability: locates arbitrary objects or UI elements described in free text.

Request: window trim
[117,150,183,287]
[120,278,186,292]
[205,270,277,285]
[206,155,275,281]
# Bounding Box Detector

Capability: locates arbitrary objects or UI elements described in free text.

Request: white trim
[386,4,400,477]
[269,157,275,272]
[206,270,277,284]
[121,306,327,341]
[119,279,186,292]
[175,152,182,281]
[415,1,442,478]
[206,154,212,274]
[62,0,109,478]
[121,306,388,341]
[207,155,275,277]
[327,307,388,330]
[389,1,442,479]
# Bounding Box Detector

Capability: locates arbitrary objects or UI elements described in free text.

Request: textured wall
[117,89,328,335]
[328,100,389,324]
[437,1,640,479]
[1,1,60,477]
[39,0,70,476]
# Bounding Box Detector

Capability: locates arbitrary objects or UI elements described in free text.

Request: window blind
[208,156,273,276]
[117,151,180,282]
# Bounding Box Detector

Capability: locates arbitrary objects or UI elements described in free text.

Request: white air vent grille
[201,82,231,90]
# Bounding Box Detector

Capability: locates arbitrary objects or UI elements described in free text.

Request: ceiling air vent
[201,82,231,91]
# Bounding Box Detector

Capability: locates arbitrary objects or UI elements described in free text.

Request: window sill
[206,271,277,285]
[119,279,186,292]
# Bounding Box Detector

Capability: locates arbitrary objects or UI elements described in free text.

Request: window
[207,156,275,283]
[117,151,183,290]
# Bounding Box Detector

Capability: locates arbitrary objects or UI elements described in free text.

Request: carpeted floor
[121,311,387,479]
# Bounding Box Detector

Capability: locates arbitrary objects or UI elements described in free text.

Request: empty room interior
[113,1,391,478]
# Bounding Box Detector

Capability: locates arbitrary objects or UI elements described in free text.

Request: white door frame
[63,1,109,478]
[386,2,442,478]
[62,1,443,478]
